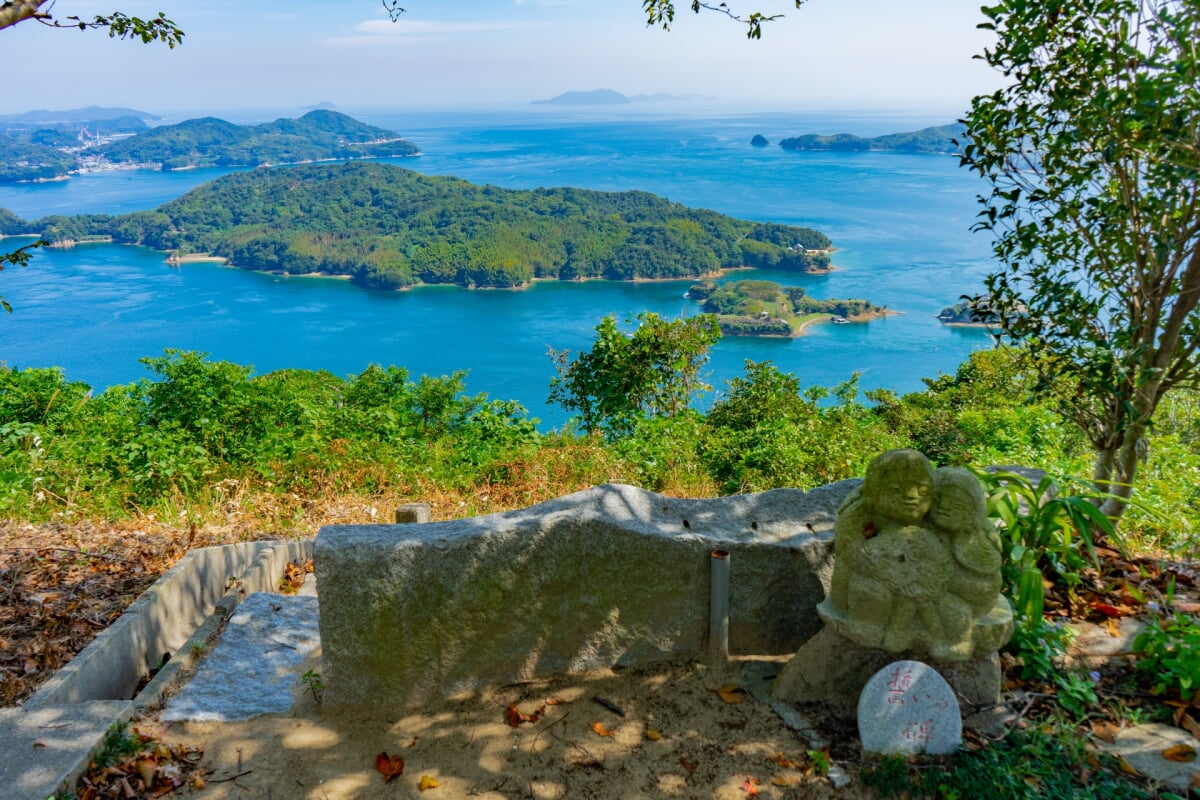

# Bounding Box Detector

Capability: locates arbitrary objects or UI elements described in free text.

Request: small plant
[301,669,324,703]
[1132,612,1200,700]
[93,721,145,769]
[1053,670,1100,718]
[976,469,1119,625]
[806,748,830,776]
[860,754,911,797]
[1006,615,1077,683]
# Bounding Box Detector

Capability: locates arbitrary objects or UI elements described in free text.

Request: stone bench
[315,481,858,707]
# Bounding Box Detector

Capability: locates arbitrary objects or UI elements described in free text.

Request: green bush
[1133,611,1200,700]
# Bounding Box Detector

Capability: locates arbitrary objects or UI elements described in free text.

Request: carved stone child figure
[928,466,1004,659]
[820,449,1012,662]
[826,449,950,651]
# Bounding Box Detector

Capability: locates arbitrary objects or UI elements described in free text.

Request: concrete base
[0,701,132,800]
[27,539,312,709]
[317,481,859,708]
[1,539,311,800]
[771,626,1002,717]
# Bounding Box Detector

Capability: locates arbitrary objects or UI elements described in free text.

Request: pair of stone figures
[820,449,1013,662]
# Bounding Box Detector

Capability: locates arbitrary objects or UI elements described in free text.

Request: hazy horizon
[0,0,1000,119]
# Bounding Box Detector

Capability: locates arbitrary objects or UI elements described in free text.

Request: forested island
[687,279,887,336]
[779,123,964,155]
[937,297,1001,327]
[0,110,419,183]
[1,162,832,289]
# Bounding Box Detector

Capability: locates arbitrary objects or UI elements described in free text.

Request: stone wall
[316,481,858,708]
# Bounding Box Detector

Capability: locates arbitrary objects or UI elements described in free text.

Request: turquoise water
[0,110,993,427]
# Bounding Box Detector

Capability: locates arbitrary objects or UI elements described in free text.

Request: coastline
[166,253,228,265]
[39,239,835,293]
[719,307,898,339]
[792,307,899,337]
[937,319,1000,330]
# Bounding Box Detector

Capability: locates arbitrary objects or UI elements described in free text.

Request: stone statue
[819,450,1012,662]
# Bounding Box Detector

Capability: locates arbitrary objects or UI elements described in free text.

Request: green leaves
[548,313,720,439]
[962,0,1200,520]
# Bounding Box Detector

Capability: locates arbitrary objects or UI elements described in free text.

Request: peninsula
[687,279,888,336]
[3,162,832,290]
[0,110,419,184]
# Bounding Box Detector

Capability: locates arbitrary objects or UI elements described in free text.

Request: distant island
[532,89,711,106]
[2,162,832,290]
[687,279,888,336]
[779,123,965,155]
[751,135,770,147]
[0,106,160,126]
[0,110,419,184]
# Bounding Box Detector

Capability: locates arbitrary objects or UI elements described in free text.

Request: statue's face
[875,472,932,524]
[931,487,972,530]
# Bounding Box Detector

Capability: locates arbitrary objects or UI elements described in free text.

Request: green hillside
[13,161,833,289]
[0,110,419,182]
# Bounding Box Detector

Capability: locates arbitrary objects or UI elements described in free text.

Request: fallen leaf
[773,752,796,769]
[645,728,662,741]
[375,751,404,783]
[418,775,440,791]
[1089,601,1128,618]
[679,755,699,776]
[1116,755,1140,776]
[1180,713,1200,740]
[590,722,614,738]
[1092,720,1120,743]
[32,740,47,749]
[505,703,543,727]
[1173,601,1200,613]
[1104,618,1122,637]
[1190,771,1200,790]
[135,756,157,788]
[742,776,761,795]
[771,775,800,786]
[190,775,206,790]
[545,697,563,706]
[716,684,748,704]
[1162,744,1197,763]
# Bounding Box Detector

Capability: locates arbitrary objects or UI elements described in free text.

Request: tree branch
[0,0,50,30]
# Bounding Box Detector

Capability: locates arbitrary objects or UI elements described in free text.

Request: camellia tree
[961,0,1200,518]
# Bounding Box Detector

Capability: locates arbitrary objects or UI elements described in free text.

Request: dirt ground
[148,657,882,800]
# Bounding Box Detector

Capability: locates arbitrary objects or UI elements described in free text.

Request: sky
[0,0,1001,118]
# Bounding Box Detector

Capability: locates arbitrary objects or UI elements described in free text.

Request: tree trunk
[1097,420,1146,521]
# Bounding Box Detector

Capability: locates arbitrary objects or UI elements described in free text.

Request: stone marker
[395,503,431,524]
[858,660,962,755]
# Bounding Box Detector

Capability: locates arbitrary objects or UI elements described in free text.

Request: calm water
[0,110,993,427]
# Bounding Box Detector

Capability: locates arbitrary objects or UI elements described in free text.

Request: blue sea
[0,109,994,427]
